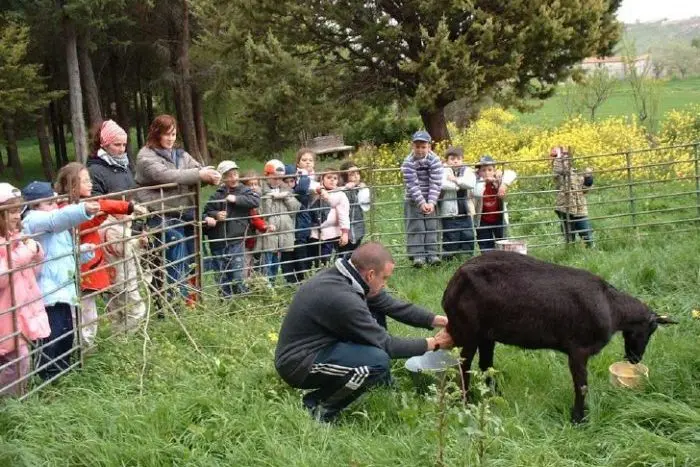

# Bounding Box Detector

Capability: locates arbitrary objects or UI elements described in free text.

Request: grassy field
[1,176,699,466]
[515,77,700,128]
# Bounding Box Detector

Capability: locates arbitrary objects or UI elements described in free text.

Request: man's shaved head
[350,242,394,273]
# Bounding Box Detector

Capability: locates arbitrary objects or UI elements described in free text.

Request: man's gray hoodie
[274,258,435,387]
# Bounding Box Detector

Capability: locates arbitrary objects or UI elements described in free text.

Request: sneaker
[427,256,441,265]
[412,258,426,268]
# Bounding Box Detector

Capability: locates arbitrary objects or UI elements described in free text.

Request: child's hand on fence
[497,184,508,199]
[344,182,356,189]
[139,234,149,248]
[132,204,149,217]
[84,201,101,215]
[447,173,457,182]
[339,231,349,247]
[204,216,217,227]
[266,225,277,233]
[319,189,329,201]
[215,211,226,221]
[23,237,40,255]
[226,194,237,204]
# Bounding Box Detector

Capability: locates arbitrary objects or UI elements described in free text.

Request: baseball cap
[216,160,239,175]
[475,155,496,168]
[21,181,56,203]
[283,164,297,177]
[0,183,21,204]
[264,159,286,176]
[411,130,432,143]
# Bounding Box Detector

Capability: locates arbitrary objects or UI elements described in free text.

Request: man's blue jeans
[210,241,247,297]
[300,342,391,422]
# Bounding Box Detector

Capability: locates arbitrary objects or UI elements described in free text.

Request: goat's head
[623,312,677,363]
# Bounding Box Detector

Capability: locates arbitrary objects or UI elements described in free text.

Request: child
[99,214,149,334]
[400,130,444,267]
[473,155,517,253]
[338,161,370,256]
[54,162,144,349]
[258,160,300,284]
[551,146,594,247]
[241,170,274,278]
[291,149,320,282]
[0,184,50,396]
[21,181,100,381]
[310,168,350,266]
[438,147,477,259]
[203,161,260,297]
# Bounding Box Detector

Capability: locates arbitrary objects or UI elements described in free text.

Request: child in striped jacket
[400,131,444,268]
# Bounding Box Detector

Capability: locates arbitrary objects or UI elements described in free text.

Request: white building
[580,54,652,78]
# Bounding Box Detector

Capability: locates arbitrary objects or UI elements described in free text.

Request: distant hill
[623,17,700,53]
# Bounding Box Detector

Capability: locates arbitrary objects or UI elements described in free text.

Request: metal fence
[1,142,698,398]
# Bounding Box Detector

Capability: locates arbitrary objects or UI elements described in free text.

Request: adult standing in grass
[275,242,453,423]
[551,146,594,247]
[134,115,221,302]
[87,120,135,198]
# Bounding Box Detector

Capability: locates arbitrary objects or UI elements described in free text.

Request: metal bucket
[495,239,527,255]
[404,350,460,394]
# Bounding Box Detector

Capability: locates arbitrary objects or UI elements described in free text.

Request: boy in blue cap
[400,131,444,267]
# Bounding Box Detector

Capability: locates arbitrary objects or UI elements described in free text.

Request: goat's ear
[654,314,679,325]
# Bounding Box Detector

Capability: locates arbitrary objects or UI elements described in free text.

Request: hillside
[623,17,700,53]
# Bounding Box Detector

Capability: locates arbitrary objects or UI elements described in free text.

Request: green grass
[1,176,699,465]
[516,77,700,128]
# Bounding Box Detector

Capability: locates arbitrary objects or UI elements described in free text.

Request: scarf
[98,149,130,170]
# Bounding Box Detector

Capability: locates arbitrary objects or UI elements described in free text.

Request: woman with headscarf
[86,120,135,198]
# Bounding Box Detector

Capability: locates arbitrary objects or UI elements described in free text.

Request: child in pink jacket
[0,183,50,396]
[310,168,350,266]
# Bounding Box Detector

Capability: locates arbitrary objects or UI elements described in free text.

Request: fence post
[193,182,204,305]
[695,142,700,221]
[625,150,637,233]
[367,150,377,241]
[4,230,24,396]
[73,224,84,369]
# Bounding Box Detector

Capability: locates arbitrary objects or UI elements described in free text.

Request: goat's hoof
[570,408,587,424]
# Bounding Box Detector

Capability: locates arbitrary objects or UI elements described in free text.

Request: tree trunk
[145,89,154,125]
[109,52,135,165]
[170,0,200,161]
[3,117,23,180]
[0,146,5,174]
[63,15,88,163]
[57,103,69,166]
[134,91,144,148]
[36,110,55,180]
[77,32,102,127]
[419,106,450,143]
[192,86,210,164]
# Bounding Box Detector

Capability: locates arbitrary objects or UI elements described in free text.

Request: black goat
[442,251,676,423]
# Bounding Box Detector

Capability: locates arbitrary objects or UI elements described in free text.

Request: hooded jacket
[203,184,260,250]
[86,156,136,198]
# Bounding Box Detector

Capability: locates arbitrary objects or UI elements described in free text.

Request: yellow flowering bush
[352,106,699,187]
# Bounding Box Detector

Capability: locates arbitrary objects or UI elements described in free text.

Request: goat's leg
[478,339,497,392]
[567,352,589,424]
[459,343,477,401]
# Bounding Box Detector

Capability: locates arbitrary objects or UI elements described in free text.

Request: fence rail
[1,142,699,398]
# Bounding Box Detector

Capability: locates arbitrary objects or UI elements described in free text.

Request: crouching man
[274,242,453,423]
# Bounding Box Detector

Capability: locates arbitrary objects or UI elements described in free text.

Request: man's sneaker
[427,256,442,265]
[412,258,426,268]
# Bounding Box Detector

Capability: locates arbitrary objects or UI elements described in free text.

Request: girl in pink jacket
[310,168,350,266]
[0,183,50,396]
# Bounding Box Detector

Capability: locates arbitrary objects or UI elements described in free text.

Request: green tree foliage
[249,0,622,141]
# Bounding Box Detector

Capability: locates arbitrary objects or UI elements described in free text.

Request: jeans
[38,302,74,381]
[441,216,474,257]
[262,251,281,282]
[148,216,195,298]
[555,211,593,246]
[476,222,505,253]
[300,342,391,422]
[404,201,439,260]
[210,241,247,297]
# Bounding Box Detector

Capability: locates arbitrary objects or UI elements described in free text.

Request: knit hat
[216,160,239,175]
[0,183,21,204]
[100,120,128,148]
[264,159,285,176]
[21,181,56,203]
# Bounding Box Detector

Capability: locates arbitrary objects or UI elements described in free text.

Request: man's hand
[432,315,448,328]
[226,194,237,204]
[215,211,226,221]
[434,329,454,350]
[204,217,217,228]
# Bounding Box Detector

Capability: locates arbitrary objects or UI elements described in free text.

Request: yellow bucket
[608,361,649,389]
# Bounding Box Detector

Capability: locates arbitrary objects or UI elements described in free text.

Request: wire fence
[1,142,698,398]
